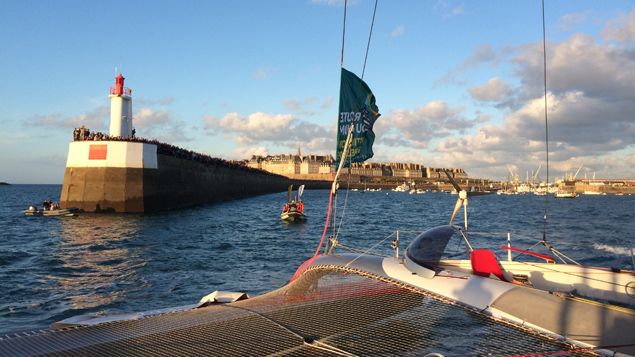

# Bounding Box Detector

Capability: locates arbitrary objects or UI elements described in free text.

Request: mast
[314,0,380,257]
[541,0,550,242]
[331,126,354,195]
[287,184,292,203]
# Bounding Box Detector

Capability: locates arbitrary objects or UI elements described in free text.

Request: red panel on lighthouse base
[89,144,108,160]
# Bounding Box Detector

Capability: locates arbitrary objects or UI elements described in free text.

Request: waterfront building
[250,153,467,180]
[427,167,467,179]
[319,161,335,174]
[247,153,335,176]
[349,162,383,176]
[302,154,334,175]
[389,162,425,178]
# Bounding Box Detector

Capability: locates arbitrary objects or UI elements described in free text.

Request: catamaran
[288,74,635,354]
[1,2,633,356]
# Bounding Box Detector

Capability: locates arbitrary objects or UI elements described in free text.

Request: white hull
[555,192,578,198]
[280,211,307,222]
[294,252,635,356]
[24,208,79,217]
[437,259,635,307]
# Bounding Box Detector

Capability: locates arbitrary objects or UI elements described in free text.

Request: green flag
[336,68,381,166]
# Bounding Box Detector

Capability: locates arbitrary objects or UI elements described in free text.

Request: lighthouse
[60,72,292,213]
[108,74,133,137]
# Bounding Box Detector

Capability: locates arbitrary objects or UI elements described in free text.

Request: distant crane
[532,163,542,185]
[570,164,583,181]
[507,165,520,185]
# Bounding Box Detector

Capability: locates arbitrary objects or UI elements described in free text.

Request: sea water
[1,184,634,334]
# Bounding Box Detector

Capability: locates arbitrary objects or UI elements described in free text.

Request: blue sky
[1,0,634,183]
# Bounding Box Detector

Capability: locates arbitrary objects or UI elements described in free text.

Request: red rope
[314,189,334,256]
[289,190,334,282]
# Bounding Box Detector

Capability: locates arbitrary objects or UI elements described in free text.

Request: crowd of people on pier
[70,127,278,176]
[73,126,91,141]
[73,126,136,142]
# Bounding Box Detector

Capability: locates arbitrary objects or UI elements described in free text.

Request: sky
[1,0,634,184]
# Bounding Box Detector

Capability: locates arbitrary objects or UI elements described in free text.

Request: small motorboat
[554,190,578,198]
[24,205,79,217]
[280,208,307,222]
[281,185,307,223]
[392,183,409,192]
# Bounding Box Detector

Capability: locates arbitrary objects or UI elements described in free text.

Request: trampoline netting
[0,266,597,356]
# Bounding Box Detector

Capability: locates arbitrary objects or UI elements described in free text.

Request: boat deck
[0,268,598,356]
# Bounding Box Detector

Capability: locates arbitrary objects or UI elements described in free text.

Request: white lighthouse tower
[108,74,133,137]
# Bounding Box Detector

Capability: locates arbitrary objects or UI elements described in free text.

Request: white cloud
[134,108,171,129]
[557,12,588,32]
[320,96,334,110]
[463,44,498,68]
[513,34,635,103]
[425,12,635,180]
[204,112,295,144]
[231,146,269,160]
[602,7,635,43]
[133,107,190,143]
[434,1,466,19]
[375,100,475,149]
[29,106,109,131]
[449,5,464,17]
[469,77,511,102]
[390,25,405,38]
[283,97,316,114]
[203,112,335,155]
[28,101,189,143]
[432,87,635,179]
[437,44,499,85]
[253,67,276,80]
[282,96,331,116]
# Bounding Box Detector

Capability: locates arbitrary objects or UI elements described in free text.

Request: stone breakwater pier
[59,140,328,213]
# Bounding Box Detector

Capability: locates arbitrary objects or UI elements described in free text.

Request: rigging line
[546,246,580,265]
[314,190,334,256]
[331,0,347,251]
[336,243,384,256]
[361,0,379,79]
[340,0,348,67]
[305,341,358,357]
[541,0,550,243]
[511,240,542,261]
[226,305,357,357]
[329,191,338,253]
[345,231,395,267]
[334,140,353,245]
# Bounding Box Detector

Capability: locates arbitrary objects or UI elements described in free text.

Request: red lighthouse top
[115,74,125,95]
[109,74,132,96]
